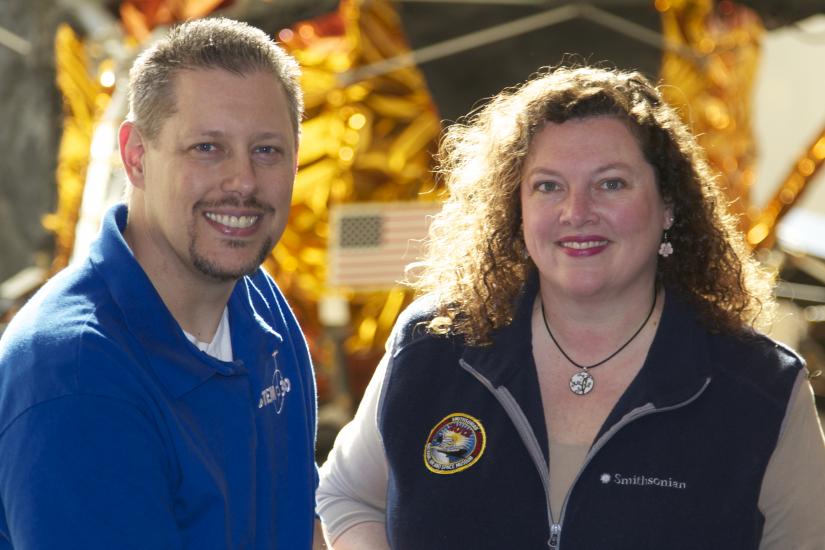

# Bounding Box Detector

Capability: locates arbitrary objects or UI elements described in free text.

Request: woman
[316,66,825,549]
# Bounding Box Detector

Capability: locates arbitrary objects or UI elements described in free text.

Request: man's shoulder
[1,260,106,353]
[0,262,147,435]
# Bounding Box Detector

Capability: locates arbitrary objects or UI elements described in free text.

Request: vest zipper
[459,359,560,548]
[549,523,561,548]
[554,376,712,538]
[460,358,712,550]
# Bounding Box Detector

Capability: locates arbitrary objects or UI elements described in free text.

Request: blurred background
[1,0,824,457]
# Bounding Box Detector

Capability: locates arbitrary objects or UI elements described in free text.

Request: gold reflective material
[262,0,442,363]
[659,0,762,231]
[47,1,825,405]
[813,137,825,160]
[657,1,825,249]
[748,127,825,247]
[798,158,815,177]
[46,24,110,275]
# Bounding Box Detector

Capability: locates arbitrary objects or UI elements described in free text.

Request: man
[0,18,321,548]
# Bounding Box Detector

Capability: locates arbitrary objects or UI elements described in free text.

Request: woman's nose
[559,188,597,226]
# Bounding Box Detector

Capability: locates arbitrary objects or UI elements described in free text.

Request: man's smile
[204,212,260,229]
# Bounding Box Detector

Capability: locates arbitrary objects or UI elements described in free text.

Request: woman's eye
[536,181,561,192]
[601,178,625,190]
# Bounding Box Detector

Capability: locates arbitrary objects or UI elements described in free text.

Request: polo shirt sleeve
[0,394,181,549]
[316,353,389,544]
[758,370,825,549]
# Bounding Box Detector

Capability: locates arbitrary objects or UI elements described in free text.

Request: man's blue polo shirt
[0,204,318,549]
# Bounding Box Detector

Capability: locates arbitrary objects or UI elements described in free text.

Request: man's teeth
[205,212,259,228]
[562,240,607,249]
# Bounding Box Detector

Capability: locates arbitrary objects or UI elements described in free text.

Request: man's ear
[293,136,300,175]
[119,121,147,190]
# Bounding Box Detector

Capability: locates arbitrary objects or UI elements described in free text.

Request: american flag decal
[340,215,382,248]
[328,202,441,289]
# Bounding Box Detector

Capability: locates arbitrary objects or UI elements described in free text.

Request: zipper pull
[549,523,561,548]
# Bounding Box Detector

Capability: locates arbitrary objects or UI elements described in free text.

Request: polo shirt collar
[88,203,283,398]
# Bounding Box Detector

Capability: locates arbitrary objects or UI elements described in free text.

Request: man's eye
[193,143,217,153]
[253,145,287,165]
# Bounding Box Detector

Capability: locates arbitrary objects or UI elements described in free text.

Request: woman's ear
[664,204,675,230]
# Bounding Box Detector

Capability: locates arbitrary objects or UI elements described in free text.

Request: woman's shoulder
[389,294,461,354]
[392,295,438,344]
[667,288,803,374]
[666,289,803,402]
[709,327,805,403]
[713,326,803,370]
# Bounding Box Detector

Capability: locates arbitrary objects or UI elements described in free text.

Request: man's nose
[221,155,257,196]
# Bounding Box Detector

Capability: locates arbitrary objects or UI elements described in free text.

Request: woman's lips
[557,237,609,257]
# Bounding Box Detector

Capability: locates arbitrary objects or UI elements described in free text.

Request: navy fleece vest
[377,288,801,549]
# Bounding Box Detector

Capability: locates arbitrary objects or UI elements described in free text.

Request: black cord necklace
[540,288,658,396]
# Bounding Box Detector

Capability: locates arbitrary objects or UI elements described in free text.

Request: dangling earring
[659,218,674,258]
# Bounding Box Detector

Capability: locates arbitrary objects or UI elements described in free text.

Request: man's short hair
[126,17,303,143]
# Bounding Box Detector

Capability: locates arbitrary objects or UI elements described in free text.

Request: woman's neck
[536,282,664,363]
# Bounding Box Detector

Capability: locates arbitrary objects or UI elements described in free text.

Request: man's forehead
[170,66,282,92]
[160,69,292,136]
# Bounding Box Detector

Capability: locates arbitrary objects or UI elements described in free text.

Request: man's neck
[123,223,236,343]
[160,280,235,343]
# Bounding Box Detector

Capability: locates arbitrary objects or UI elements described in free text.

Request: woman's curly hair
[411,66,774,345]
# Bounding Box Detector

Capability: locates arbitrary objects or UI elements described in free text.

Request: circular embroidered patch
[424,413,486,474]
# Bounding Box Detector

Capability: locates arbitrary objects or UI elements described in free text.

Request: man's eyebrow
[188,130,288,141]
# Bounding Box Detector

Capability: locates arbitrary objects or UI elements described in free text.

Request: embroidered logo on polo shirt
[424,413,486,474]
[258,350,291,414]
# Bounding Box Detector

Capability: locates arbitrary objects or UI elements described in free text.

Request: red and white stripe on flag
[328,201,441,289]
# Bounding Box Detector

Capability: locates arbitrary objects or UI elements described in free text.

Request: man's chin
[189,239,274,283]
[190,238,273,283]
[192,260,252,282]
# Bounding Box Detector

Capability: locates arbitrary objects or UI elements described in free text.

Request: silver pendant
[570,371,594,395]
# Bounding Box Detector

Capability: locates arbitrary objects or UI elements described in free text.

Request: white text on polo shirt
[259,386,277,408]
[259,370,291,413]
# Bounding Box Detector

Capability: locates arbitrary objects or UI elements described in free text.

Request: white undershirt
[183,307,233,362]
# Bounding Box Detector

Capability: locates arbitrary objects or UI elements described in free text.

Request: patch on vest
[424,413,486,474]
